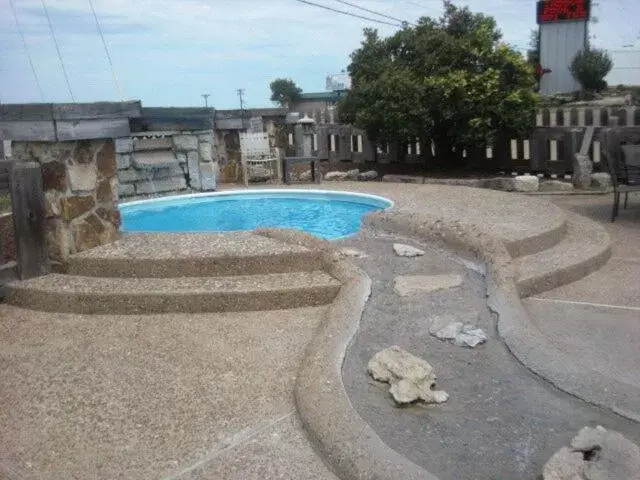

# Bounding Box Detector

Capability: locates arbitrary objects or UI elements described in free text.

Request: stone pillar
[11,139,120,271]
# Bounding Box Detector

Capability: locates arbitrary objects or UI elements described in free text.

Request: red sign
[537,0,590,24]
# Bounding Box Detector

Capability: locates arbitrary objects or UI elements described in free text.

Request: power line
[88,0,123,100]
[332,0,412,26]
[41,0,75,102]
[294,0,403,27]
[9,0,44,101]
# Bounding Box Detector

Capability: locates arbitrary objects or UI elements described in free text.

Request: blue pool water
[120,190,392,240]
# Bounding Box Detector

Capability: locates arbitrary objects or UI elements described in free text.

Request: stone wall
[11,139,120,270]
[116,130,217,198]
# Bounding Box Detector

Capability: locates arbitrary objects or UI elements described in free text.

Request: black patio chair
[607,143,640,221]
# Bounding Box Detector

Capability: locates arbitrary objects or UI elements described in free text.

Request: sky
[0,0,639,109]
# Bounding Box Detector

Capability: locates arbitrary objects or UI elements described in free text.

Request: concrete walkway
[0,305,336,479]
[523,193,640,419]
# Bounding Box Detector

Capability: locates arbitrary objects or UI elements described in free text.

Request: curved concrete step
[67,232,323,277]
[5,271,340,314]
[514,212,612,298]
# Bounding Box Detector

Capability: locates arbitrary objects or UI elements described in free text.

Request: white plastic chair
[239,132,280,186]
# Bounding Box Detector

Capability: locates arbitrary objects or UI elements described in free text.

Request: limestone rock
[394,274,463,297]
[358,170,378,181]
[115,138,133,154]
[345,169,360,180]
[97,178,118,204]
[68,162,97,193]
[41,161,68,191]
[187,152,200,189]
[299,169,313,181]
[199,141,213,162]
[429,319,487,348]
[454,325,487,348]
[540,180,574,192]
[96,141,116,178]
[116,154,131,170]
[367,346,448,405]
[44,190,61,218]
[393,243,425,257]
[514,175,539,192]
[339,248,367,258]
[135,177,187,195]
[324,171,348,181]
[173,135,198,151]
[199,161,217,191]
[485,177,516,191]
[118,183,135,197]
[590,172,612,190]
[61,195,95,221]
[73,213,117,252]
[543,426,640,480]
[572,153,593,189]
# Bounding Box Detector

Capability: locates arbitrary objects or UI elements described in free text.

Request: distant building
[291,91,343,124]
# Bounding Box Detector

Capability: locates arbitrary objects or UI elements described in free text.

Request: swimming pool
[120,190,393,240]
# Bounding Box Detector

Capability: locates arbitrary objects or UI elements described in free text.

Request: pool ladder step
[4,271,341,314]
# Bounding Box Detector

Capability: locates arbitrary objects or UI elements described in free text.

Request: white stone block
[514,175,539,192]
[115,138,133,154]
[135,177,187,195]
[199,161,216,191]
[199,141,213,162]
[118,182,135,197]
[173,135,198,151]
[68,163,97,192]
[116,154,131,170]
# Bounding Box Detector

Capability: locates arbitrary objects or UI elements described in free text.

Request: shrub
[570,48,613,93]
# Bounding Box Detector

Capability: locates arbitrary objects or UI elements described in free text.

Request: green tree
[269,78,303,109]
[339,1,537,167]
[570,48,613,95]
[527,29,540,65]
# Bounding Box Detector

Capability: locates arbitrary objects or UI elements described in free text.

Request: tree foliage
[269,78,303,109]
[339,1,537,166]
[570,48,613,94]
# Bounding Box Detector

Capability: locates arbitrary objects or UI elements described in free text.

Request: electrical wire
[294,0,403,27]
[9,0,45,101]
[41,0,75,102]
[332,0,412,26]
[88,0,124,100]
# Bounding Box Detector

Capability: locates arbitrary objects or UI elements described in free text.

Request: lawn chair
[607,143,640,221]
[239,132,280,187]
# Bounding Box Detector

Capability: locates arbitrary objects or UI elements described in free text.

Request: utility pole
[201,93,210,108]
[237,88,246,128]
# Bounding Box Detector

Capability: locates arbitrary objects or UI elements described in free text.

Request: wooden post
[10,162,50,279]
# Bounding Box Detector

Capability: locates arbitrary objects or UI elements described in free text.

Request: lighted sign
[537,0,590,24]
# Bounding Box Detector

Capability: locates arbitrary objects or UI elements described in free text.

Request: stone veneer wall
[115,130,217,198]
[11,140,120,270]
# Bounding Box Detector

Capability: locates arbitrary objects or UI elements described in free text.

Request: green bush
[0,193,11,213]
[570,48,613,94]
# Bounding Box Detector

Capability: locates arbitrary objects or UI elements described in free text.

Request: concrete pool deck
[1,183,637,479]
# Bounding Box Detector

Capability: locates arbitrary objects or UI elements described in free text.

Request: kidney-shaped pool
[120,190,393,240]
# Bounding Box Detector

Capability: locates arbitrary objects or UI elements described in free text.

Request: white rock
[514,174,539,192]
[454,325,487,348]
[173,135,198,151]
[591,172,612,190]
[324,171,348,181]
[539,180,574,192]
[68,162,97,192]
[394,274,463,297]
[432,322,463,340]
[340,248,367,258]
[393,243,425,257]
[345,168,360,180]
[357,170,378,181]
[115,138,133,154]
[543,426,640,480]
[367,346,448,405]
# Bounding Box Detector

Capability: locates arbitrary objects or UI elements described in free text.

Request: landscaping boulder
[324,171,348,181]
[540,180,574,192]
[357,170,378,181]
[514,174,539,192]
[367,346,449,405]
[590,172,612,190]
[393,243,425,257]
[543,426,640,480]
[345,169,360,180]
